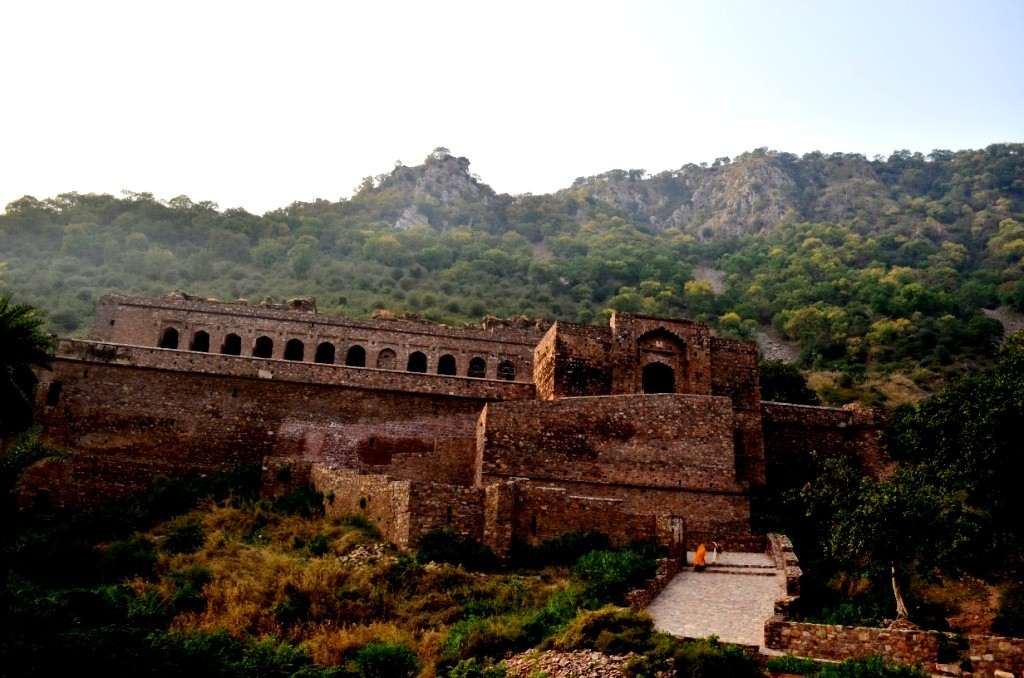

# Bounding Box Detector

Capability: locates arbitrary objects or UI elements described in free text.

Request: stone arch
[314,342,335,364]
[376,348,397,370]
[497,360,516,381]
[190,330,210,352]
[284,339,305,361]
[345,345,366,367]
[637,328,687,393]
[407,351,427,373]
[221,333,242,355]
[158,327,179,349]
[253,336,274,358]
[467,356,487,378]
[642,361,675,394]
[437,354,457,375]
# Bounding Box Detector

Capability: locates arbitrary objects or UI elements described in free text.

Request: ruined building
[26,293,880,555]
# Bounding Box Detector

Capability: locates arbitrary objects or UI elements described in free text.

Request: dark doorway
[642,362,675,394]
[253,336,274,358]
[497,360,516,381]
[221,333,242,355]
[314,342,335,364]
[190,331,210,352]
[468,356,486,378]
[345,345,366,367]
[284,339,305,361]
[437,354,457,375]
[407,351,427,373]
[158,327,179,349]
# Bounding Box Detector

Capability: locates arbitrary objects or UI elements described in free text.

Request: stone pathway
[646,551,782,648]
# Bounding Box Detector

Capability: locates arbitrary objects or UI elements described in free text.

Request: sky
[1,0,1022,214]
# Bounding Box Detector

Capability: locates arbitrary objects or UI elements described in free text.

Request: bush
[273,583,311,627]
[352,642,420,678]
[554,606,655,655]
[162,515,206,554]
[98,535,157,581]
[513,530,612,567]
[572,548,658,605]
[417,529,497,571]
[443,614,531,664]
[767,654,822,675]
[168,564,211,613]
[993,584,1024,637]
[447,658,507,678]
[671,637,762,678]
[817,656,928,678]
[272,486,324,518]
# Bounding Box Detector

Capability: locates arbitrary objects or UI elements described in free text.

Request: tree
[0,296,53,434]
[759,359,820,404]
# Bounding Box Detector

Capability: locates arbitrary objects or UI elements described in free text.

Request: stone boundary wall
[53,339,536,400]
[510,484,660,548]
[310,465,486,548]
[767,532,802,600]
[763,619,1024,677]
[627,557,683,610]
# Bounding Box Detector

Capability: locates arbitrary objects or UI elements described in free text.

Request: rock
[932,663,962,676]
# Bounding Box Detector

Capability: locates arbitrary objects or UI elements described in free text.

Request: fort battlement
[26,293,883,556]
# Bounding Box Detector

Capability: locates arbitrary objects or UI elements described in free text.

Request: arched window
[497,360,516,381]
[221,333,242,355]
[253,336,274,358]
[158,327,179,349]
[190,330,210,352]
[314,342,335,364]
[345,345,366,367]
[376,348,397,370]
[407,351,427,373]
[437,354,457,375]
[468,356,486,378]
[284,339,305,361]
[642,362,675,394]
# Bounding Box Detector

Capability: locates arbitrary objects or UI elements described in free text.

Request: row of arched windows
[157,327,516,380]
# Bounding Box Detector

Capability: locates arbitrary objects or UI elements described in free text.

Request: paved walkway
[646,551,782,648]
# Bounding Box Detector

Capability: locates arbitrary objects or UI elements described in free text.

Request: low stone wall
[764,619,1024,677]
[626,557,682,610]
[767,532,802,599]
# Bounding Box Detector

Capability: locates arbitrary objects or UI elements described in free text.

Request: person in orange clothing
[693,543,707,571]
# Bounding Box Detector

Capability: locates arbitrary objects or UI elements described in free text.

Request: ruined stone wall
[764,619,1024,678]
[761,401,887,483]
[479,394,741,492]
[32,341,533,501]
[311,467,413,546]
[92,295,540,382]
[711,337,766,487]
[407,481,485,543]
[510,485,659,547]
[608,313,713,395]
[534,321,614,399]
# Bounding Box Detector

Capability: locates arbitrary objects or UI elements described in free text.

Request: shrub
[352,642,420,678]
[993,584,1024,637]
[671,637,762,678]
[417,529,497,571]
[572,548,657,605]
[767,654,822,675]
[513,531,612,567]
[168,564,212,613]
[443,614,531,664]
[273,583,311,627]
[162,515,206,554]
[307,533,331,556]
[98,535,156,581]
[521,587,585,644]
[817,656,928,678]
[554,606,655,655]
[273,486,325,518]
[447,658,507,678]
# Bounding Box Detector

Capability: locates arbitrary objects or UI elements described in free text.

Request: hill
[2,144,1023,404]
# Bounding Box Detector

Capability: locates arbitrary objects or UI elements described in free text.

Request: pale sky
[1,0,1022,214]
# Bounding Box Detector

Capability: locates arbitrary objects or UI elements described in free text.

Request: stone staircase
[645,551,783,648]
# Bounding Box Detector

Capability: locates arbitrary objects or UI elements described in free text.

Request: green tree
[759,360,820,404]
[0,296,53,434]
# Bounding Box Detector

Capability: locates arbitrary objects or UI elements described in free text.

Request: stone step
[704,567,777,577]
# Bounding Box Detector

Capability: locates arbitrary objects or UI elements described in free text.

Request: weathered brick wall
[764,619,1024,678]
[407,481,485,543]
[311,466,413,546]
[92,294,542,382]
[510,485,659,547]
[479,394,742,493]
[538,321,614,398]
[608,313,713,396]
[711,337,766,487]
[761,401,887,483]
[32,341,532,499]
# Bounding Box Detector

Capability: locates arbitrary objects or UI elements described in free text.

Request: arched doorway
[642,362,675,394]
[377,348,397,370]
[253,336,274,358]
[158,327,179,349]
[437,354,457,375]
[314,342,335,364]
[467,356,486,378]
[221,333,242,355]
[190,330,210,352]
[284,339,305,361]
[407,351,427,373]
[345,345,366,367]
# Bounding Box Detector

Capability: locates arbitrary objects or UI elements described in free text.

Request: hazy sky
[2,0,1022,214]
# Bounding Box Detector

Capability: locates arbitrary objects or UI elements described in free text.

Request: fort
[25,292,880,558]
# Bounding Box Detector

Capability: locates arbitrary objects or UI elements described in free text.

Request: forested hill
[2,144,1024,404]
